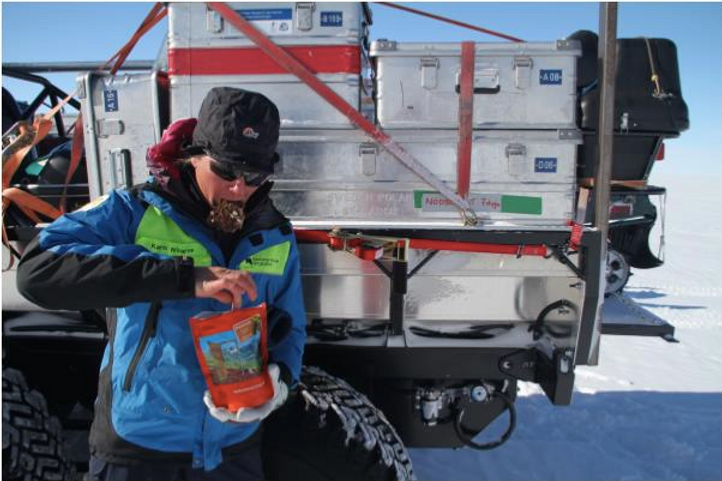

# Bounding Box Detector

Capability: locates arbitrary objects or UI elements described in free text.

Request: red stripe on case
[168,45,361,76]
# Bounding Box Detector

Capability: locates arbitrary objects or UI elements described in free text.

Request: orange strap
[3,117,52,190]
[106,3,167,75]
[3,188,62,223]
[2,92,73,270]
[2,188,63,271]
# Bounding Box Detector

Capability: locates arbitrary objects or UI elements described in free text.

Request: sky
[2,2,721,175]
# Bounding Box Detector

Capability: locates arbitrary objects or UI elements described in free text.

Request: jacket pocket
[123,302,161,392]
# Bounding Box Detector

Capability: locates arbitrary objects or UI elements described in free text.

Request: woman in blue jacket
[17,87,306,480]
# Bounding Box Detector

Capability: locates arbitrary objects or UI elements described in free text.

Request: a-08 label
[539,69,563,85]
[320,11,343,27]
[535,157,558,173]
[236,8,292,35]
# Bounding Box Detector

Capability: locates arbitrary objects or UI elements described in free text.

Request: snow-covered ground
[409,173,722,480]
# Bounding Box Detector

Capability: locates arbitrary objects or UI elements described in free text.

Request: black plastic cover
[568,30,599,89]
[579,37,689,133]
[578,132,673,180]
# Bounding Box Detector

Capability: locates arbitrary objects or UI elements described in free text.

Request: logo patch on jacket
[239,242,290,275]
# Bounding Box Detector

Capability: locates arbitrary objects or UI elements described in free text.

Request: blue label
[539,69,563,85]
[320,11,343,27]
[236,8,292,21]
[535,157,558,173]
[103,90,118,112]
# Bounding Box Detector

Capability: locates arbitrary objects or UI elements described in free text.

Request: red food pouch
[190,303,274,412]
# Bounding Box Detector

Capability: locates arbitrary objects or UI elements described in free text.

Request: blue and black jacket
[17,171,306,471]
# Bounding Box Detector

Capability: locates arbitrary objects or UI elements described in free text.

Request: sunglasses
[209,161,269,186]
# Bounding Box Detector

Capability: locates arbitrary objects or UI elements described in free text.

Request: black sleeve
[16,191,196,311]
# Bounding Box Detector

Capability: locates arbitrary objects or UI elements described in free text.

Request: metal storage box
[167,2,373,128]
[371,39,581,130]
[168,2,371,48]
[271,129,579,226]
[299,242,583,351]
[170,74,365,129]
[79,71,169,198]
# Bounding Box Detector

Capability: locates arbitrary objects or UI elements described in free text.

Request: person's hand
[203,364,289,423]
[194,267,257,308]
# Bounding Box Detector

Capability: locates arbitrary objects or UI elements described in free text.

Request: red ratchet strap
[409,238,547,257]
[457,42,475,199]
[568,187,590,250]
[294,230,548,259]
[207,2,476,224]
[376,2,524,43]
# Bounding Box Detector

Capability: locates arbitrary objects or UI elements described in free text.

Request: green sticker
[239,242,291,276]
[413,190,543,215]
[500,195,542,215]
[135,205,212,266]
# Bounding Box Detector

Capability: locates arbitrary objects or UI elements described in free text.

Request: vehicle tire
[2,367,77,481]
[605,247,631,295]
[262,366,415,481]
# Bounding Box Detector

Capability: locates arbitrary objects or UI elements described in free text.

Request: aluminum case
[167,2,373,128]
[79,71,169,198]
[170,73,366,129]
[371,39,581,130]
[168,2,371,48]
[271,129,580,226]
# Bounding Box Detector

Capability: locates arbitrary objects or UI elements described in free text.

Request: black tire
[2,367,77,481]
[262,366,415,481]
[605,247,631,295]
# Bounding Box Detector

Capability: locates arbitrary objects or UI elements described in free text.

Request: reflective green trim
[239,241,290,276]
[135,205,212,267]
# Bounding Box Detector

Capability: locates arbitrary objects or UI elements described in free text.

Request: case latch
[207,9,224,33]
[108,148,132,189]
[96,119,124,138]
[296,3,316,31]
[505,143,528,176]
[360,144,378,176]
[513,56,533,89]
[420,57,440,90]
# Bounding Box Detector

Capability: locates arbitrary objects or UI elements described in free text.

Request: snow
[409,173,722,480]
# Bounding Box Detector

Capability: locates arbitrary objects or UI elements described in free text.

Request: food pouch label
[190,304,273,411]
[199,315,263,385]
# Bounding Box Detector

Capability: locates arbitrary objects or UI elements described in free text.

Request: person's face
[191,155,260,206]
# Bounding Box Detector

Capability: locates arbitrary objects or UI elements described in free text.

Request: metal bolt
[470,385,488,403]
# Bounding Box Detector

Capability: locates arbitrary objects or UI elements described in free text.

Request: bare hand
[194,267,257,308]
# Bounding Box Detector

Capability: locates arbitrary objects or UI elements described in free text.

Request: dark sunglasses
[209,161,269,186]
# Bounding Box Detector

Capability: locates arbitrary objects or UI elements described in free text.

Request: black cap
[191,87,280,174]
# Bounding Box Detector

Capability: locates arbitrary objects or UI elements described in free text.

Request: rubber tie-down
[452,390,517,451]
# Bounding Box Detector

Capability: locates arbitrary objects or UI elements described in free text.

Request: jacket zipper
[123,301,161,392]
